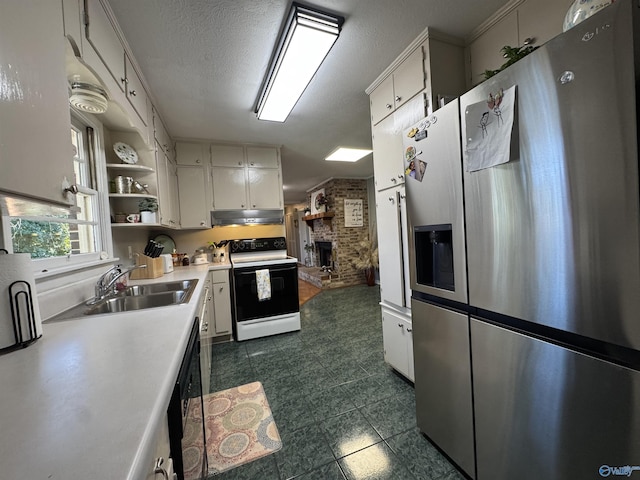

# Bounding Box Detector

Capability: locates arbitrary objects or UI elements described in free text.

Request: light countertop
[0,262,230,480]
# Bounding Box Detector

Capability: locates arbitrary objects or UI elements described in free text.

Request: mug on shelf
[126,213,140,223]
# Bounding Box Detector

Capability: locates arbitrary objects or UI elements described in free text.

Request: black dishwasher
[168,317,207,480]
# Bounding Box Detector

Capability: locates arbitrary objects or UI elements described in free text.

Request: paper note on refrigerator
[464,85,516,172]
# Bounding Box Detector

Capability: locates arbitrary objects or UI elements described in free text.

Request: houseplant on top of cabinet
[138,198,158,224]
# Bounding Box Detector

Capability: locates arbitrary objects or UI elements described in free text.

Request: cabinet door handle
[129,89,137,96]
[395,96,401,103]
[121,77,128,84]
[241,204,245,208]
[385,103,392,109]
[388,197,395,202]
[391,177,397,183]
[407,328,412,332]
[238,161,242,166]
[154,458,169,480]
[400,194,406,199]
[200,221,206,226]
[196,159,201,164]
[252,204,256,208]
[397,174,403,179]
[397,323,403,328]
[219,287,224,293]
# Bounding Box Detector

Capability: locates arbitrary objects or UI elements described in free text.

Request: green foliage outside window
[10,218,71,258]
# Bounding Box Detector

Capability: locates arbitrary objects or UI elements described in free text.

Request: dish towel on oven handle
[256,269,271,301]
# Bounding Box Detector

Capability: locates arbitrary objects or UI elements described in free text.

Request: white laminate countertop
[0,262,231,480]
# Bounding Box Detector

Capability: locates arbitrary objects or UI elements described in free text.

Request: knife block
[129,254,164,280]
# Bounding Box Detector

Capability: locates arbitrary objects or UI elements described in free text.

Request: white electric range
[229,237,300,341]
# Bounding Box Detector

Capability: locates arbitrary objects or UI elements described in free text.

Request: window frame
[1,111,113,275]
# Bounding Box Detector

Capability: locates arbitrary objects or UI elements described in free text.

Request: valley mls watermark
[600,465,640,477]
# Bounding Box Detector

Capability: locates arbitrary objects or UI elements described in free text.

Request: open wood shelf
[303,212,335,231]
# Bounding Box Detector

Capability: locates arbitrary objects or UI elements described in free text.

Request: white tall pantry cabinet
[366,28,466,382]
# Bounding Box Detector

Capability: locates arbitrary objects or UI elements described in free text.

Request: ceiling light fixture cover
[325,147,373,162]
[69,82,108,114]
[255,3,344,122]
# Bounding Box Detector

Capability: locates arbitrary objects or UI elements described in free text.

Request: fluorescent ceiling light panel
[325,147,373,162]
[256,4,343,122]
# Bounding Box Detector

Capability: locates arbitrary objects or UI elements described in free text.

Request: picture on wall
[311,188,327,214]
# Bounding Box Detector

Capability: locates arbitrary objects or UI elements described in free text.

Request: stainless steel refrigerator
[409,1,640,479]
[404,97,476,478]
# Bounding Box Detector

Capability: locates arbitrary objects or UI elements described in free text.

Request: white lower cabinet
[201,270,232,339]
[211,270,232,335]
[145,413,173,480]
[382,307,414,381]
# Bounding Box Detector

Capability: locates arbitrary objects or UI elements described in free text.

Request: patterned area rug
[205,381,282,475]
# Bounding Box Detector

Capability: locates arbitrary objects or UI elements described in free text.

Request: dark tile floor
[207,285,466,480]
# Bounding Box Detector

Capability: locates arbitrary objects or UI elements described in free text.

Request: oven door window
[233,264,299,321]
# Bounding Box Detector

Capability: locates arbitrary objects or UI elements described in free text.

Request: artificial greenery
[482,44,539,80]
[138,197,158,212]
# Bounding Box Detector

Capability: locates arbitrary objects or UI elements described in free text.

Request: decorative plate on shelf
[113,142,138,164]
[153,234,176,254]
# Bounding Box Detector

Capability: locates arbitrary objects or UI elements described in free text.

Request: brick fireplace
[300,178,371,289]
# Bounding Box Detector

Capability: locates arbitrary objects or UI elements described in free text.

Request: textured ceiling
[106,0,508,203]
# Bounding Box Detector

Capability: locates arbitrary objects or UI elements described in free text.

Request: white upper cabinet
[156,144,179,228]
[83,0,149,133]
[210,145,244,168]
[466,0,568,87]
[176,142,212,228]
[177,165,210,228]
[124,54,148,126]
[247,169,283,209]
[393,47,426,109]
[211,144,283,210]
[85,0,125,93]
[176,142,209,166]
[467,10,519,86]
[371,113,405,192]
[246,146,280,168]
[370,47,425,125]
[0,1,74,205]
[517,0,569,49]
[211,167,249,210]
[62,0,84,55]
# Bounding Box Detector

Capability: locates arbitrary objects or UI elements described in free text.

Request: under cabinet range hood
[211,209,284,226]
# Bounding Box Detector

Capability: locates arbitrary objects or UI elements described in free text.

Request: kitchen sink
[86,291,188,315]
[120,280,197,297]
[47,279,199,321]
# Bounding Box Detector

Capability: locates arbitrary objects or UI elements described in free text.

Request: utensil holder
[129,254,164,279]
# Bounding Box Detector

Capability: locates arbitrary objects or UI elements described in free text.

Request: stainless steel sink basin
[86,291,188,315]
[84,279,198,316]
[121,280,196,296]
